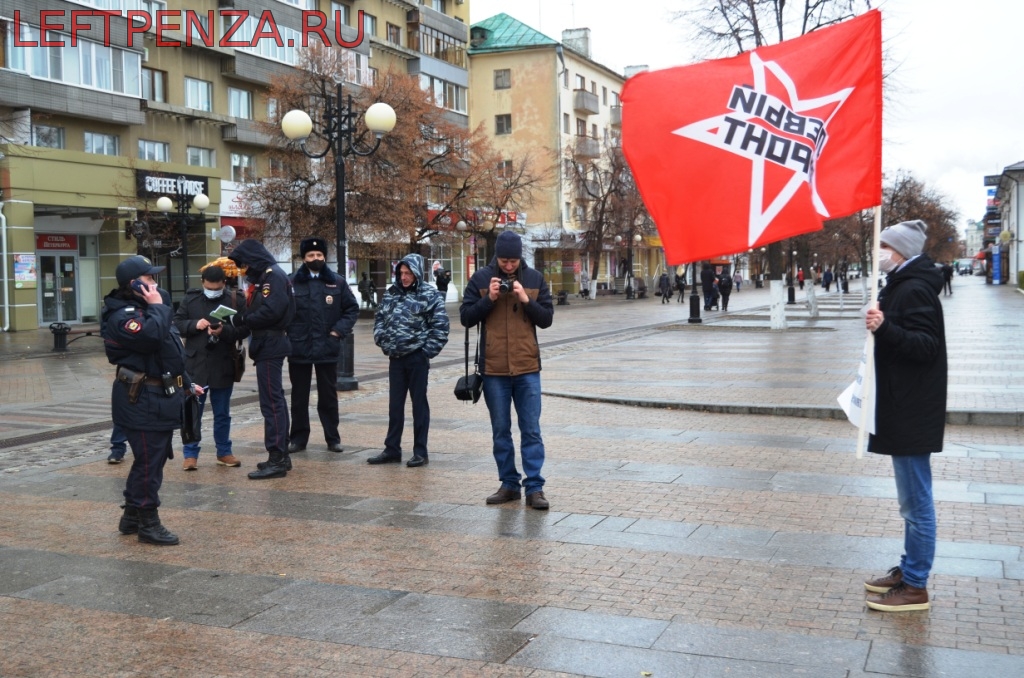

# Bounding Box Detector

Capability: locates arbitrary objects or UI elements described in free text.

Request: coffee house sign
[135,170,210,200]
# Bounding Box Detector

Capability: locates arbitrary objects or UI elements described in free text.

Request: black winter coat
[868,255,947,455]
[228,240,295,362]
[288,264,359,364]
[173,288,246,389]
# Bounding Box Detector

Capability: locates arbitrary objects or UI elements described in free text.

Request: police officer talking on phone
[102,255,204,546]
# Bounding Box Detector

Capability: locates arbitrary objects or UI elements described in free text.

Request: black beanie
[495,231,522,259]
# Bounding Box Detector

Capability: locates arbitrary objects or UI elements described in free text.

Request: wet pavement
[1,275,1023,677]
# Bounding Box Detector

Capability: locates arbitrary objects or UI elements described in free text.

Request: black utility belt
[116,366,182,388]
[252,330,286,337]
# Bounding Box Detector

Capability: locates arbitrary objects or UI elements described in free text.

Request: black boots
[118,504,139,535]
[249,451,288,479]
[137,508,180,546]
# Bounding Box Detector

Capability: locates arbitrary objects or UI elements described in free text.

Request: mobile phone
[130,279,148,295]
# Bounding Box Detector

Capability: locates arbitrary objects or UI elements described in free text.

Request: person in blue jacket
[369,253,450,467]
[227,240,296,479]
[287,237,359,454]
[102,255,203,545]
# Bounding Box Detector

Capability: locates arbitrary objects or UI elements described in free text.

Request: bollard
[50,322,72,352]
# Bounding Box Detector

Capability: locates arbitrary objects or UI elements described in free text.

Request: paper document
[208,305,238,321]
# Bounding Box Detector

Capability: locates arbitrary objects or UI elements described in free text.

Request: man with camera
[173,265,245,470]
[460,231,554,509]
[287,237,359,455]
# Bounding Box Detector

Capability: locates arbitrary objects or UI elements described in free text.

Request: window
[141,68,166,102]
[576,118,587,136]
[564,202,571,224]
[495,114,512,135]
[228,88,252,119]
[186,146,214,167]
[602,86,608,105]
[591,80,597,94]
[268,156,285,177]
[575,74,585,90]
[231,153,256,183]
[563,69,569,89]
[186,12,210,45]
[32,125,64,149]
[591,123,598,139]
[409,25,466,67]
[497,160,513,177]
[279,0,316,8]
[226,14,302,65]
[184,77,212,111]
[419,74,467,114]
[493,68,511,90]
[137,139,169,161]
[563,113,570,134]
[613,91,620,106]
[387,23,401,45]
[428,0,447,12]
[267,97,278,121]
[84,131,119,156]
[331,2,351,26]
[363,13,377,37]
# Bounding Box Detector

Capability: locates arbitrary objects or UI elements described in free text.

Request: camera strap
[463,325,481,378]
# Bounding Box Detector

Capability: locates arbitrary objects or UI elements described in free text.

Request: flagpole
[856,204,882,459]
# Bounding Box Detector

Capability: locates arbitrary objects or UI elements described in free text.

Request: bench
[49,323,101,352]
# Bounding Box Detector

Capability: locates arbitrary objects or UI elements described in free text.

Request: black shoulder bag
[454,326,483,404]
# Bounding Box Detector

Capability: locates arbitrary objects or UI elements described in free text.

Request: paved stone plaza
[1,276,1022,677]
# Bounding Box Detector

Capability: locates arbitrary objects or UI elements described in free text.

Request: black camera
[498,277,514,294]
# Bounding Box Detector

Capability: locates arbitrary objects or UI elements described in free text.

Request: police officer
[227,240,296,479]
[103,255,202,546]
[287,237,359,454]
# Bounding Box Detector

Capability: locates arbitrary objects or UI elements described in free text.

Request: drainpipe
[1,202,8,331]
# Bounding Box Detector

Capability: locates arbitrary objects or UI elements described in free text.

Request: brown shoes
[182,458,197,471]
[216,455,241,467]
[864,566,902,593]
[525,491,549,510]
[866,581,930,612]
[486,487,522,505]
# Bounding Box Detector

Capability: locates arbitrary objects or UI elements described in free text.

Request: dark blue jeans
[892,454,936,588]
[482,372,545,496]
[110,424,127,459]
[182,385,234,459]
[384,350,430,459]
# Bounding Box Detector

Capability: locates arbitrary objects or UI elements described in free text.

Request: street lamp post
[281,82,396,391]
[688,262,702,323]
[155,191,211,298]
[787,248,797,305]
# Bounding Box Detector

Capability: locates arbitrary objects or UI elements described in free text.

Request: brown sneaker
[486,487,522,505]
[216,455,241,467]
[864,566,902,593]
[866,582,929,612]
[525,491,549,510]
[182,458,197,471]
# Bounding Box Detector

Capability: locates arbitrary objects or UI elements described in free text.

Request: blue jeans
[482,372,545,495]
[183,385,234,459]
[892,454,936,588]
[110,424,127,459]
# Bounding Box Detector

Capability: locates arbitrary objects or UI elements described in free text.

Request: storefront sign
[135,170,210,199]
[36,234,78,250]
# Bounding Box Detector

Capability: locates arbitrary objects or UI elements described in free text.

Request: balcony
[610,105,622,127]
[573,89,600,116]
[222,119,274,146]
[573,136,600,160]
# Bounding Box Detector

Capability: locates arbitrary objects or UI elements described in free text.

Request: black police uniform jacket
[102,290,186,431]
[173,287,247,389]
[229,240,295,362]
[868,255,947,456]
[288,264,359,365]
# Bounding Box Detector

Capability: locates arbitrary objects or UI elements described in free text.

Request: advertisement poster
[14,254,37,289]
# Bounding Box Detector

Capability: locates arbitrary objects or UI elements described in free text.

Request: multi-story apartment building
[466,13,656,294]
[0,0,469,331]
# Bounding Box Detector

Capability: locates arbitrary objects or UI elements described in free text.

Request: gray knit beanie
[880,220,928,259]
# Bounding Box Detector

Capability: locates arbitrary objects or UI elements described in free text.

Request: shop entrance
[38,253,80,324]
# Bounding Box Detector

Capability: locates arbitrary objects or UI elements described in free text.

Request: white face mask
[203,288,224,299]
[878,249,898,273]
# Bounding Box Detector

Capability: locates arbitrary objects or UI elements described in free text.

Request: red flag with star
[622,10,881,264]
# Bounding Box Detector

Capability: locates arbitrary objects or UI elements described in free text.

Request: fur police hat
[494,231,523,260]
[116,255,165,286]
[880,220,928,259]
[300,237,327,257]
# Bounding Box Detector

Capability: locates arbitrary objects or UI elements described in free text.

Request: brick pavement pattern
[1,275,1023,677]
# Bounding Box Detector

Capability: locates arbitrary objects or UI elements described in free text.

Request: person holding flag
[862,219,947,612]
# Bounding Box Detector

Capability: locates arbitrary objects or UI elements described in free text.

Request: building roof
[469,13,559,54]
[1004,160,1024,172]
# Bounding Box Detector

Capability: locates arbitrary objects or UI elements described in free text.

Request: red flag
[622,10,882,264]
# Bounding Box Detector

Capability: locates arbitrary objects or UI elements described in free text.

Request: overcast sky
[469,0,1024,234]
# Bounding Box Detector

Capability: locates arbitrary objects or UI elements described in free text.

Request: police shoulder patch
[124,318,142,334]
[262,285,271,297]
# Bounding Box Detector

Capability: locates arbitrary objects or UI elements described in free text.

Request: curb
[543,391,1024,427]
